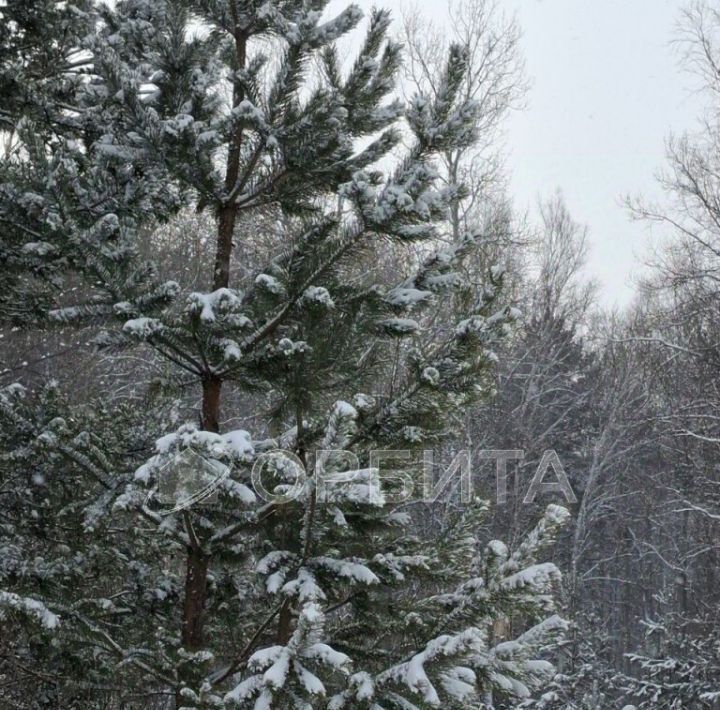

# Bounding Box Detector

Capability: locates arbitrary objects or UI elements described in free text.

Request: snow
[302,644,351,671]
[226,313,253,329]
[425,272,463,289]
[218,477,256,504]
[421,367,440,385]
[133,424,256,504]
[372,553,429,581]
[255,274,285,295]
[328,505,347,527]
[123,317,163,338]
[0,591,59,629]
[500,563,561,592]
[523,660,554,675]
[440,667,477,702]
[197,129,220,145]
[266,570,287,595]
[317,468,385,507]
[232,99,268,130]
[263,648,291,688]
[224,675,264,704]
[514,615,569,647]
[281,568,327,603]
[22,241,54,256]
[385,286,433,309]
[351,672,375,700]
[352,393,375,411]
[544,504,571,526]
[249,645,284,671]
[219,338,242,361]
[333,400,357,418]
[163,113,194,136]
[385,511,411,526]
[151,424,255,461]
[155,432,177,454]
[321,400,358,451]
[187,288,243,323]
[370,101,404,124]
[487,540,509,559]
[221,429,254,459]
[300,601,324,624]
[0,383,26,405]
[257,550,295,576]
[294,661,326,695]
[405,648,446,703]
[276,337,311,356]
[490,671,530,697]
[312,556,379,585]
[306,5,363,47]
[302,286,335,308]
[455,315,485,337]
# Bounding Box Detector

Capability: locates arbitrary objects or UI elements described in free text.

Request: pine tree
[1,1,570,706]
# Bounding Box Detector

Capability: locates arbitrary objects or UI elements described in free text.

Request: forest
[0,0,719,708]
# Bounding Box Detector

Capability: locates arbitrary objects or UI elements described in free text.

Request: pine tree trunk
[179,27,246,658]
[201,374,222,434]
[212,27,247,292]
[181,546,209,650]
[214,205,236,290]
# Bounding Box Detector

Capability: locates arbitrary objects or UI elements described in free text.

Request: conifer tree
[1,1,570,706]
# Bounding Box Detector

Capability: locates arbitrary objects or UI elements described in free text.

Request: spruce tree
[1,1,570,706]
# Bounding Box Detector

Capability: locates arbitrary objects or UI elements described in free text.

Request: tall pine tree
[1,1,570,706]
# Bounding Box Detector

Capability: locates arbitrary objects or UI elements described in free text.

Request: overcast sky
[503,0,703,307]
[328,0,705,307]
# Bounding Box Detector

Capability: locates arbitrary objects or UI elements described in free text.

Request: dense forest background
[1,0,719,708]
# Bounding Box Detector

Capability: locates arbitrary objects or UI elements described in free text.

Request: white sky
[329,0,705,307]
[503,0,703,308]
